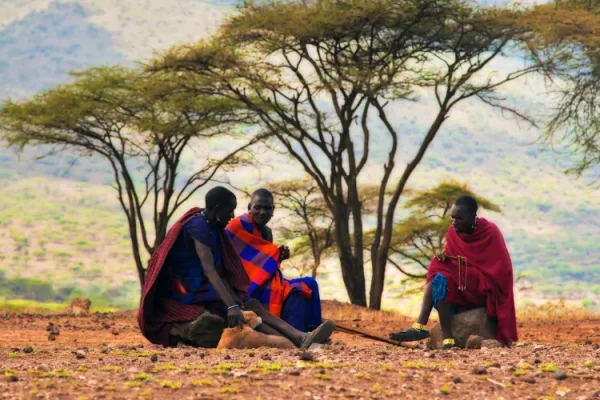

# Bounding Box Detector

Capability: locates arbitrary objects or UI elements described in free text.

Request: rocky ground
[1,302,599,399]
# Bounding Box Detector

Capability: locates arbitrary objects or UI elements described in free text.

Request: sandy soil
[1,303,599,399]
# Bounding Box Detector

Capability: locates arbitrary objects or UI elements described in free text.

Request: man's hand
[435,253,448,262]
[227,307,244,329]
[279,245,291,261]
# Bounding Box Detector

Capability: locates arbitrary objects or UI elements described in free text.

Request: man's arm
[192,238,238,308]
[264,226,274,243]
[267,226,291,261]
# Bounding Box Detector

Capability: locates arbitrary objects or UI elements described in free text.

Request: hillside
[0,0,599,312]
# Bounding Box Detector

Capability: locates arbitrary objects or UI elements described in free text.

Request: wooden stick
[332,321,417,348]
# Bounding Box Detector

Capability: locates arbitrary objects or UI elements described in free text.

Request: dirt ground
[1,301,600,399]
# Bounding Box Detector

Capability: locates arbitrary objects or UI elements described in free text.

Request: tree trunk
[333,212,367,306]
[368,250,388,310]
[311,254,321,279]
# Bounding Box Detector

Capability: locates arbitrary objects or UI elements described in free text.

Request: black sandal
[300,320,335,349]
[389,323,430,342]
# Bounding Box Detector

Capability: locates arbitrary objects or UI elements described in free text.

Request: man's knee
[243,298,263,311]
[302,277,319,292]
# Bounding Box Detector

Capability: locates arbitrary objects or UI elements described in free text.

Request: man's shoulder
[183,214,207,229]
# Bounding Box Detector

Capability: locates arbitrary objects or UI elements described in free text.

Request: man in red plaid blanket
[226,189,322,332]
[138,186,334,348]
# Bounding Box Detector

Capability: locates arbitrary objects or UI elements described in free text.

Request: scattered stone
[453,377,463,384]
[101,347,111,354]
[309,343,331,352]
[585,339,592,345]
[23,346,33,353]
[490,362,501,368]
[183,352,191,357]
[150,354,158,362]
[8,375,18,382]
[534,359,541,364]
[523,377,536,384]
[11,347,21,352]
[554,370,568,380]
[36,364,50,372]
[472,367,487,375]
[284,368,301,376]
[299,351,314,361]
[48,334,56,341]
[75,350,86,359]
[223,354,231,360]
[200,352,205,359]
[111,329,119,335]
[248,352,255,358]
[261,353,271,361]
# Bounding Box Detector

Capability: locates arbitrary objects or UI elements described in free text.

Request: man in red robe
[389,195,518,349]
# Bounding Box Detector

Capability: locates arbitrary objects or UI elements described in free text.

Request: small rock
[534,359,541,364]
[554,370,568,380]
[309,343,330,352]
[523,377,536,384]
[150,354,158,362]
[517,342,527,347]
[284,368,301,376]
[490,362,501,368]
[261,353,271,361]
[8,375,18,382]
[36,364,50,372]
[472,367,487,375]
[299,351,314,361]
[111,329,119,335]
[183,352,191,357]
[48,334,56,341]
[200,352,205,359]
[453,377,463,384]
[585,339,592,345]
[11,347,21,352]
[223,354,231,360]
[23,346,34,354]
[101,347,111,354]
[75,350,86,359]
[248,352,255,358]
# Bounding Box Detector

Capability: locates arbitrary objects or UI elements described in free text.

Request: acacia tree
[266,179,336,278]
[381,180,501,278]
[152,0,553,308]
[519,1,600,179]
[0,66,259,286]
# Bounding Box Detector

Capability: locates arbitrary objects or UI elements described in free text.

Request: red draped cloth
[427,217,518,346]
[137,207,250,346]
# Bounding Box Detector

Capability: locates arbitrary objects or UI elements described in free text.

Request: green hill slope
[0,0,598,310]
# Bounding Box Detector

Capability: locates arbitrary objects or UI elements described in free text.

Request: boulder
[426,307,497,349]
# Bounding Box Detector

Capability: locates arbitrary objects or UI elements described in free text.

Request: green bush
[0,277,57,302]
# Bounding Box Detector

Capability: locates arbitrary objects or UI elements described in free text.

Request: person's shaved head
[249,188,274,226]
[450,195,478,234]
[454,195,478,216]
[251,188,273,202]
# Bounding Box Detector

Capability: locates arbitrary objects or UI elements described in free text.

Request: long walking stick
[332,321,417,349]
